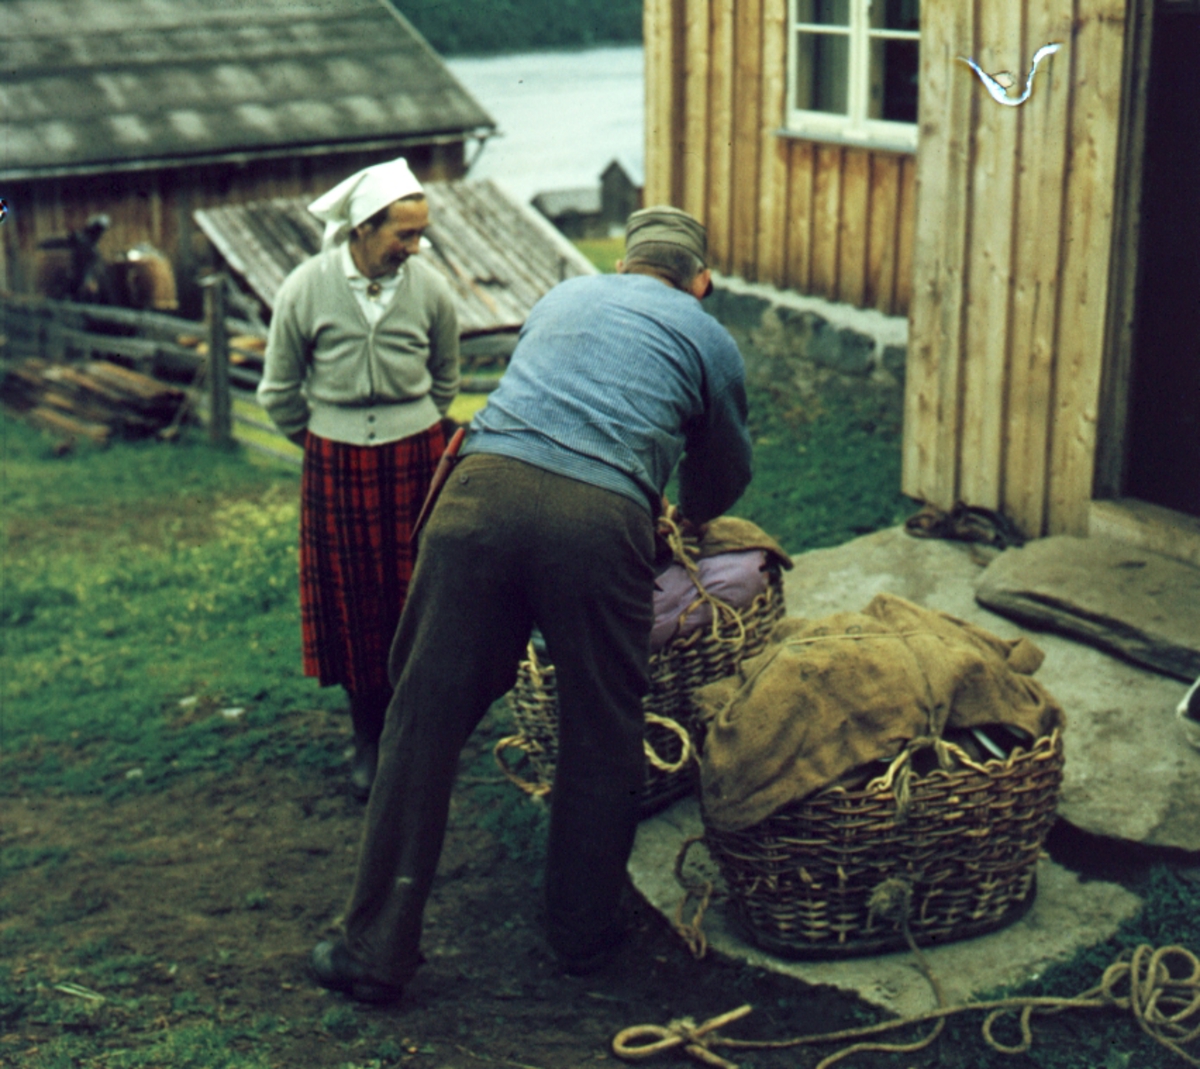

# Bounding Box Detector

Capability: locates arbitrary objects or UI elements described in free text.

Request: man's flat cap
[624,205,707,262]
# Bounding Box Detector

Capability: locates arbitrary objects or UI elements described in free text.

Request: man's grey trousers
[341,453,656,984]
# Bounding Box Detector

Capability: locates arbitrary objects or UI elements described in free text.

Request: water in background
[446,46,644,207]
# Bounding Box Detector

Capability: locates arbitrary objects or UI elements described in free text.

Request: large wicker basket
[699,729,1064,958]
[496,566,787,816]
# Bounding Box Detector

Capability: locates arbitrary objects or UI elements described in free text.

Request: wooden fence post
[202,274,232,445]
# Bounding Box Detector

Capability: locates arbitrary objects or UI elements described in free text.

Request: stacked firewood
[0,357,189,442]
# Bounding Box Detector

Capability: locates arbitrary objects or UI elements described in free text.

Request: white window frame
[783,0,920,153]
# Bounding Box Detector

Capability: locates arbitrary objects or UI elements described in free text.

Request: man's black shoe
[557,940,620,977]
[310,939,402,1004]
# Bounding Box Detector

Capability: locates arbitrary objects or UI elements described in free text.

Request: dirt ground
[1,705,902,1069]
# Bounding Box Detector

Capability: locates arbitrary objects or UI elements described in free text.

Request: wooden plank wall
[1,142,465,314]
[903,0,1129,537]
[643,0,916,317]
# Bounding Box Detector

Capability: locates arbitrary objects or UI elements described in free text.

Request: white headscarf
[308,156,425,250]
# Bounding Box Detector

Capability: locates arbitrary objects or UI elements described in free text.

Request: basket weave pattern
[702,729,1064,957]
[502,569,786,815]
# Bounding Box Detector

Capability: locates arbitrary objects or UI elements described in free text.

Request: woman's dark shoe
[349,741,378,802]
[310,939,402,1004]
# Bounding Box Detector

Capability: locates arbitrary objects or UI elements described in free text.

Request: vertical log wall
[1,142,465,314]
[903,0,1129,537]
[644,0,916,317]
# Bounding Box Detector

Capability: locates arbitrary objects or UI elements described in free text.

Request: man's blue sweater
[463,273,752,523]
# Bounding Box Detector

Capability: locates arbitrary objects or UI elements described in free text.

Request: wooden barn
[0,0,495,316]
[644,0,1199,549]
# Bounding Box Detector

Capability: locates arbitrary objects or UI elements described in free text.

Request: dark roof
[0,0,495,181]
[602,157,645,187]
[193,178,597,336]
[531,188,602,220]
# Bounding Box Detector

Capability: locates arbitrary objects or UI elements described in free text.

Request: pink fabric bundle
[650,550,769,653]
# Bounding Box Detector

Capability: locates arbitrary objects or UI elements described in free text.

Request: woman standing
[258,157,459,799]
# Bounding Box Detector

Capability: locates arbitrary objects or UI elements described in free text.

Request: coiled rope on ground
[615,909,1200,1068]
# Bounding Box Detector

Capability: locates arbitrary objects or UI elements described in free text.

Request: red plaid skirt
[299,424,445,693]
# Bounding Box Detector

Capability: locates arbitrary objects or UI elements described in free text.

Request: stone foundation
[707,273,908,429]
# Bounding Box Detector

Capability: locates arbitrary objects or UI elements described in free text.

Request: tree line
[391,0,643,55]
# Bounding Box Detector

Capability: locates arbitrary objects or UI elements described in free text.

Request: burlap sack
[696,593,1065,832]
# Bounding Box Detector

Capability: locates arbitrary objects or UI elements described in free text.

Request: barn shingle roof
[0,0,495,181]
[193,179,598,336]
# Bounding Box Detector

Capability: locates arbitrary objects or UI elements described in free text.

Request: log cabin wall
[643,0,916,317]
[902,0,1129,538]
[1,142,466,317]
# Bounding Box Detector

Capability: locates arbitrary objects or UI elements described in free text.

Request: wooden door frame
[1094,0,1154,500]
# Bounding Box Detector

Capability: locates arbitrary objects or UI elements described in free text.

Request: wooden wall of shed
[1,141,465,317]
[643,0,916,316]
[902,0,1128,538]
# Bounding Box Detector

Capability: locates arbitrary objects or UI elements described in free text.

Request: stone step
[975,535,1200,683]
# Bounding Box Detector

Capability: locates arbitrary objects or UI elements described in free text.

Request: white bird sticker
[959,42,1062,106]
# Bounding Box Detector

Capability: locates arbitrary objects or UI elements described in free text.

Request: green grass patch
[1,355,911,800]
[574,236,624,274]
[0,416,345,797]
[737,393,915,555]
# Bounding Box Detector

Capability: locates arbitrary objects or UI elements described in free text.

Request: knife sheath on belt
[410,426,466,545]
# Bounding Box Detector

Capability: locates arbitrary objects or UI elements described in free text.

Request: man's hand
[657,498,708,542]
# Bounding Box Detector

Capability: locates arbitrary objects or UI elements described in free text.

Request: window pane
[795,0,850,26]
[869,37,919,122]
[873,0,920,32]
[794,30,850,113]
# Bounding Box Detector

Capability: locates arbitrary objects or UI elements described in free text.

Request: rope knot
[664,1017,703,1042]
[867,877,913,928]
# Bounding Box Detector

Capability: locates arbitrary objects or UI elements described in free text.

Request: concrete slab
[779,527,1200,850]
[625,527,1199,1014]
[629,797,1142,1017]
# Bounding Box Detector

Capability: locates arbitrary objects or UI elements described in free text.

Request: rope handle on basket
[871,733,1002,820]
[492,735,552,800]
[644,713,694,774]
[657,510,747,653]
[672,835,717,960]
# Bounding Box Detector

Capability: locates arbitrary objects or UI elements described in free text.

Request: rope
[657,511,747,654]
[644,713,695,775]
[672,836,715,960]
[612,943,1200,1069]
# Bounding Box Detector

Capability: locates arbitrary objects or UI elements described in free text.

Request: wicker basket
[699,729,1064,958]
[496,566,787,816]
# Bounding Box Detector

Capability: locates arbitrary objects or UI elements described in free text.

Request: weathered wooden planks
[865,153,902,315]
[904,0,976,508]
[959,0,1025,510]
[756,0,790,282]
[642,0,916,313]
[707,0,737,275]
[785,141,816,293]
[1005,0,1076,536]
[904,0,1129,537]
[643,0,674,205]
[1046,0,1127,534]
[731,0,764,279]
[837,148,871,308]
[682,0,713,222]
